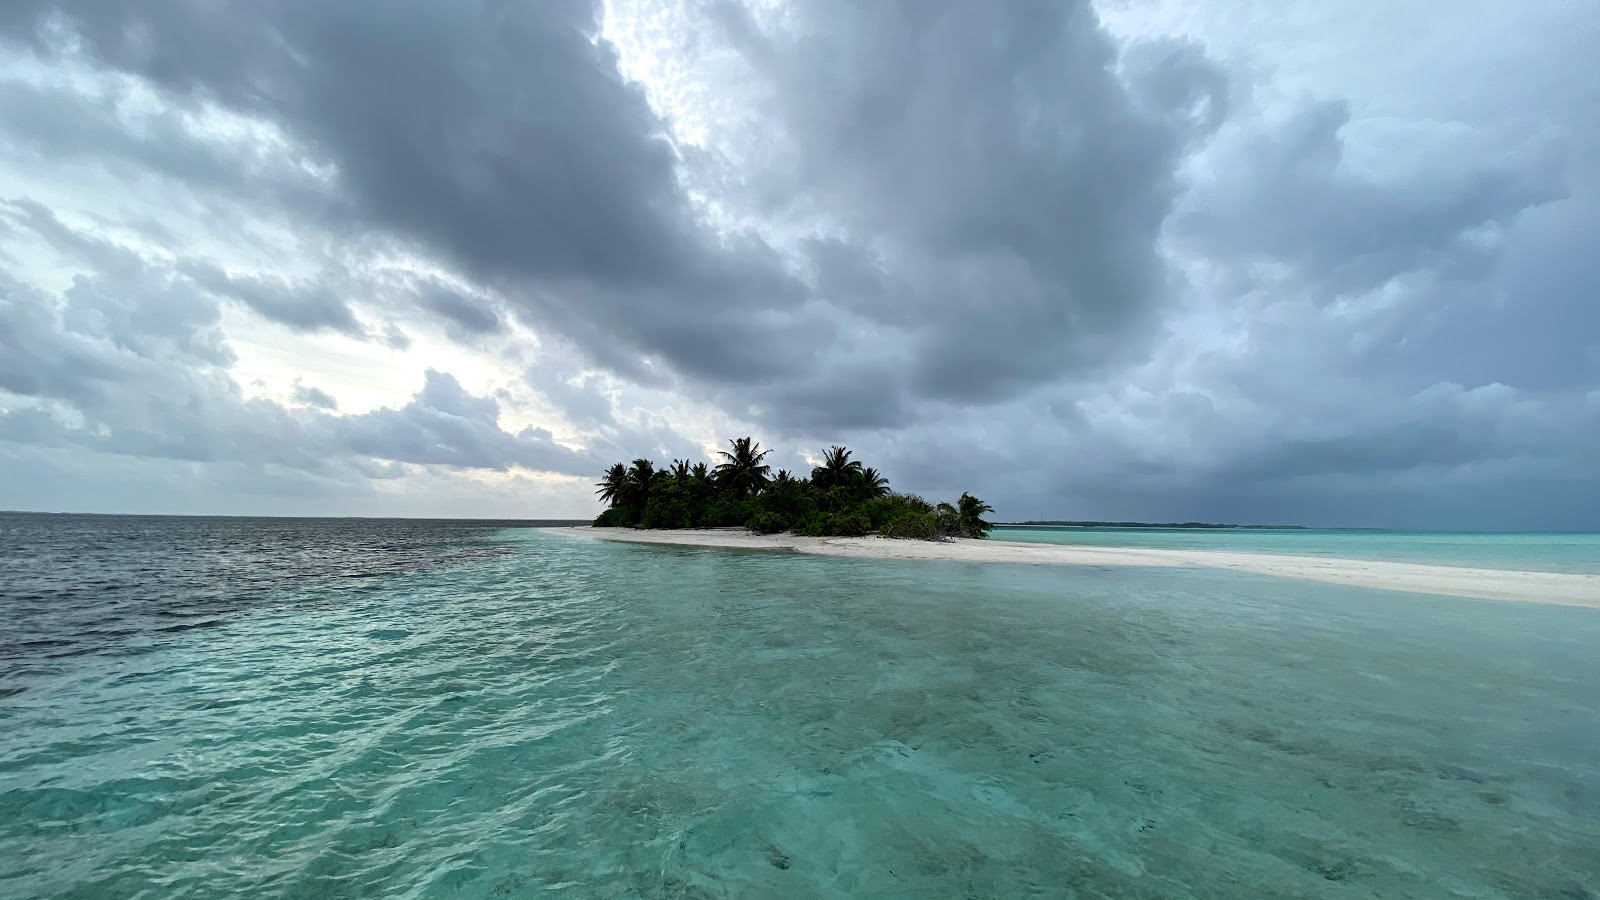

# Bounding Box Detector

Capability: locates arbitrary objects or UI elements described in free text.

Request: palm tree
[773,469,795,485]
[957,492,994,538]
[622,458,657,509]
[811,445,863,490]
[670,459,691,479]
[690,461,710,482]
[596,462,627,507]
[860,466,891,499]
[713,436,773,497]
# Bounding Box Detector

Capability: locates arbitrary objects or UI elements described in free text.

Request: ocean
[2,513,1596,898]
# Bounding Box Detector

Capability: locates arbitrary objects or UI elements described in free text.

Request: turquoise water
[3,524,1599,898]
[994,526,1600,574]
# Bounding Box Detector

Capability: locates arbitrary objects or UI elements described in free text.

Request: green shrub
[831,512,870,536]
[879,511,936,540]
[641,493,692,529]
[748,511,789,534]
[814,485,857,515]
[706,496,757,528]
[593,506,636,528]
[753,479,818,525]
[859,497,898,531]
[799,511,870,537]
[860,493,934,531]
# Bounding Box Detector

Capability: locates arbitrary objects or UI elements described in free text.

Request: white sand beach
[545,527,1600,608]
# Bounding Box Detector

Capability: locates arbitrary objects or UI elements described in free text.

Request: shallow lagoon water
[3,522,1598,898]
[994,526,1600,574]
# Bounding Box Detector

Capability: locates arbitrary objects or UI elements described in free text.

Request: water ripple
[2,525,1598,898]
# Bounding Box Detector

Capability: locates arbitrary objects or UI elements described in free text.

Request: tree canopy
[593,438,994,541]
[712,437,773,498]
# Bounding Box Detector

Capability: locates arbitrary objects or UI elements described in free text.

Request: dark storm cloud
[0,67,336,217]
[0,0,1232,428]
[180,260,365,336]
[0,264,289,465]
[0,203,234,414]
[291,381,338,410]
[0,0,808,384]
[0,205,600,477]
[855,374,1600,530]
[339,370,595,473]
[534,371,614,428]
[415,282,503,338]
[1387,186,1600,394]
[712,0,1228,409]
[1204,385,1575,483]
[1172,99,1566,296]
[3,198,371,370]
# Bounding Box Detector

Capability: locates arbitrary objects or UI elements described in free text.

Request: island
[560,444,1600,606]
[593,438,993,541]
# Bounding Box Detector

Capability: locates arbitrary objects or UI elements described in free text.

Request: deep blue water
[2,514,1597,898]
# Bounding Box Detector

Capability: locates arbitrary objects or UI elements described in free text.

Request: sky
[0,0,1595,529]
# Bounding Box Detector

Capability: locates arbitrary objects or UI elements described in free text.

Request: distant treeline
[1000,521,1310,530]
[594,438,993,541]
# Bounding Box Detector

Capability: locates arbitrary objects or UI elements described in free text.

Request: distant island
[594,438,993,541]
[1001,521,1311,530]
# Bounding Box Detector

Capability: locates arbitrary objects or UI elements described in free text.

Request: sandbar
[543,527,1600,608]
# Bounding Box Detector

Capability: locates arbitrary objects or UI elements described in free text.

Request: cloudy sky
[0,1,1595,528]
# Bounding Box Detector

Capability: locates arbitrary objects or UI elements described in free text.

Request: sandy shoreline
[543,527,1600,608]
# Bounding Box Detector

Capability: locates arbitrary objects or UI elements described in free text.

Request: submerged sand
[544,527,1600,608]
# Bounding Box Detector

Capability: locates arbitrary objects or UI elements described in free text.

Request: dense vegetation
[593,438,994,540]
